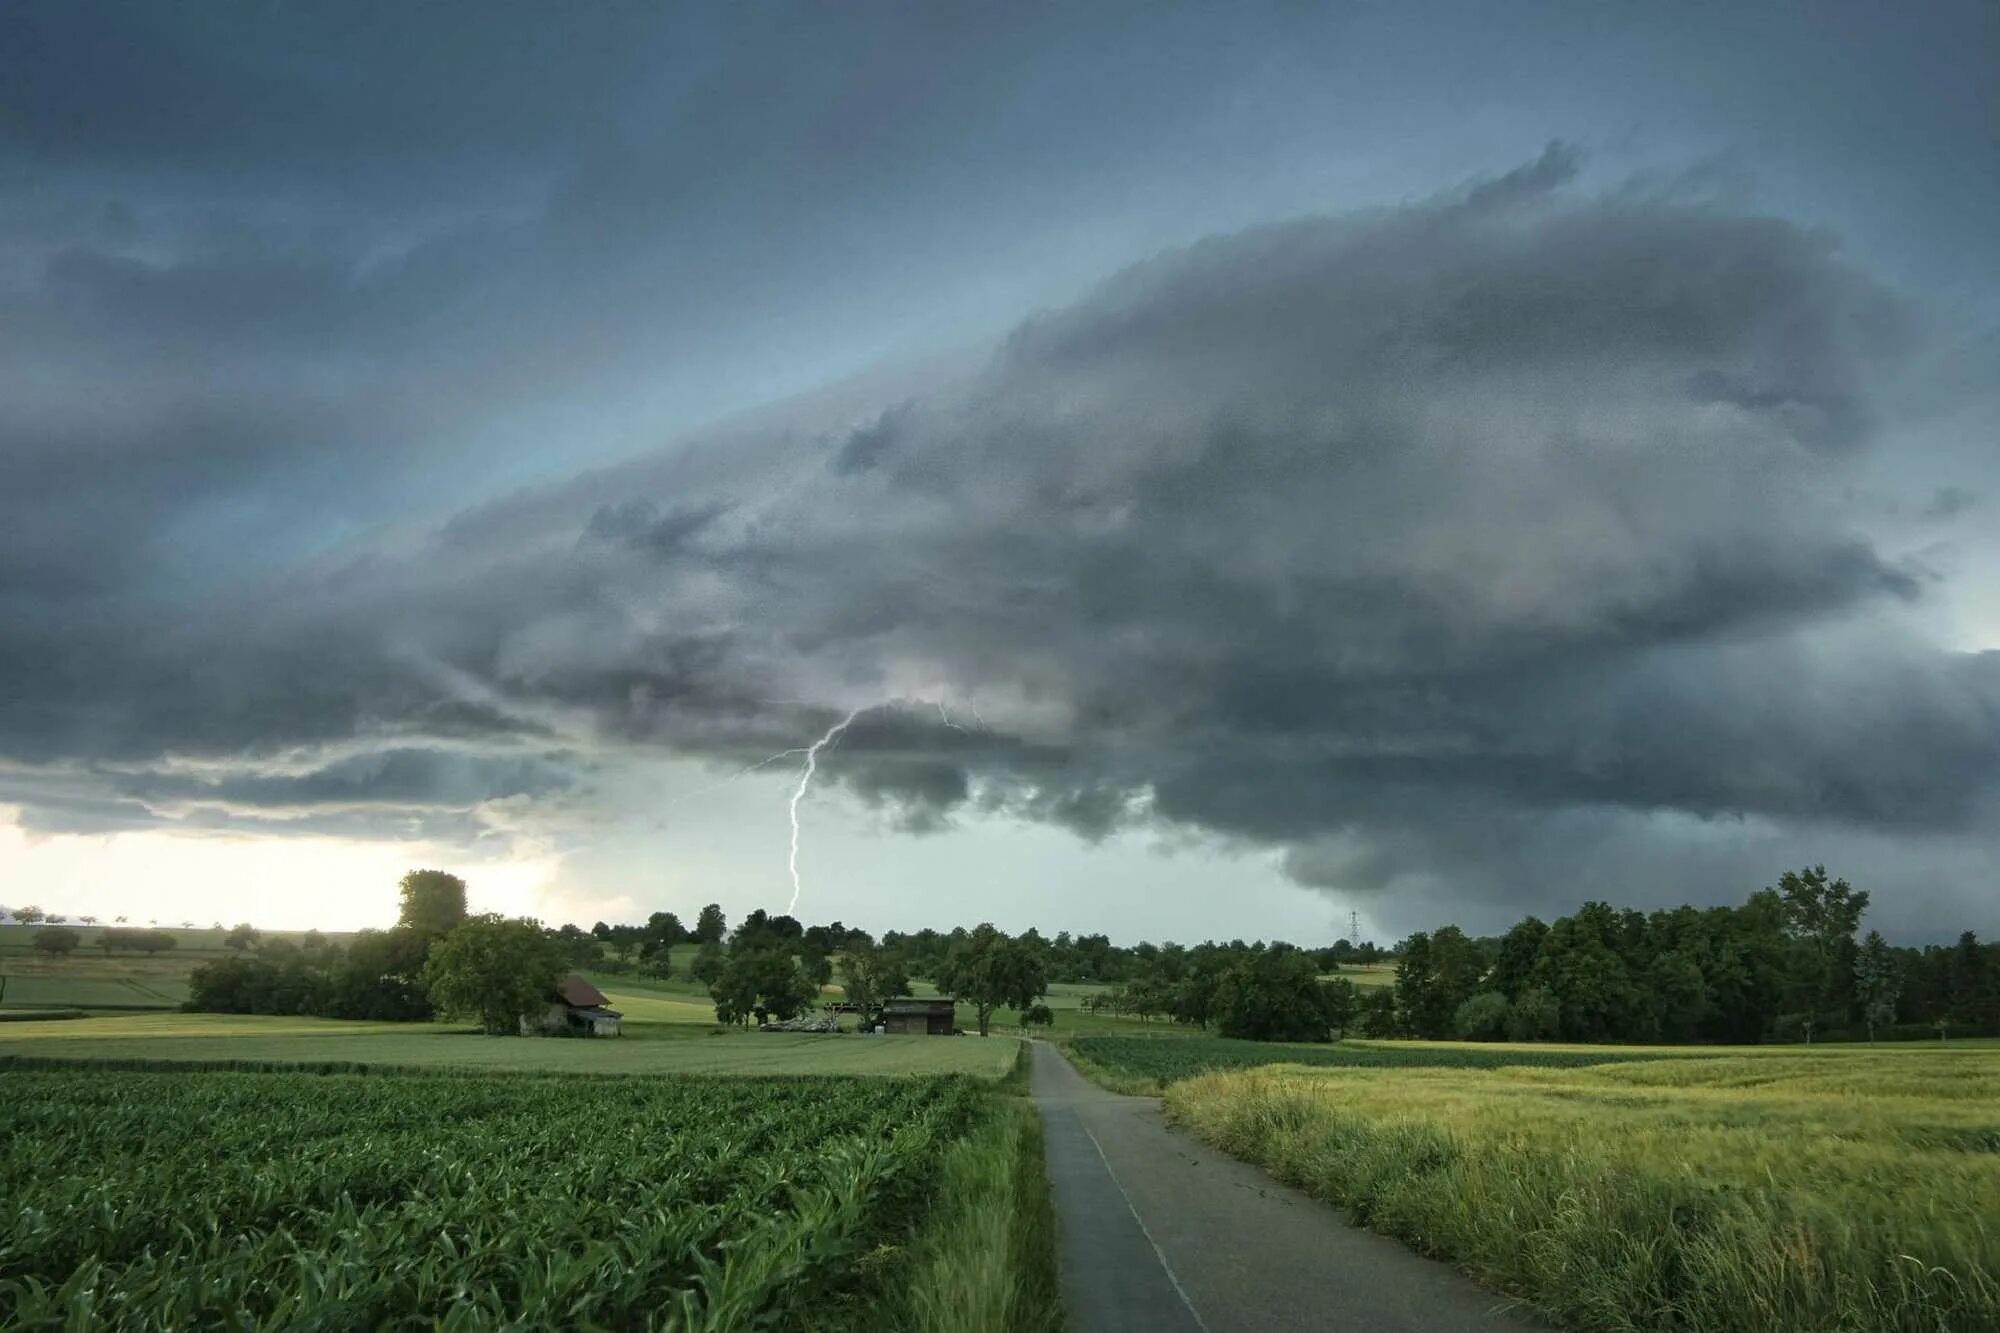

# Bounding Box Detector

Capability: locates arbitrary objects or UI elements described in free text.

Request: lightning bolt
[936,700,969,734]
[786,707,866,914]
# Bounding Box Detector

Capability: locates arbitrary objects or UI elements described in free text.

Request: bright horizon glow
[0,813,561,933]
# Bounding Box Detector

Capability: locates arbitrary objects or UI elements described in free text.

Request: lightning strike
[786,707,866,914]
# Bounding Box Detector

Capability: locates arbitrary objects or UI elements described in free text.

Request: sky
[2,1,1996,944]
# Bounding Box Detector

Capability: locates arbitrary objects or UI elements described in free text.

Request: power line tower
[1348,909,1362,945]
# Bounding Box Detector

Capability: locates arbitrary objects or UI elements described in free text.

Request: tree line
[1384,867,1997,1045]
[180,863,1998,1045]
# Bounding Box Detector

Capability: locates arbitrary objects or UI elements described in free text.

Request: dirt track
[1029,1040,1538,1332]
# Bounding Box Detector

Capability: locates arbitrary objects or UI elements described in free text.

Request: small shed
[881,997,957,1035]
[522,973,624,1037]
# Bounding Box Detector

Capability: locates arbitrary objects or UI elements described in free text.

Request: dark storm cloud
[2,3,1994,939]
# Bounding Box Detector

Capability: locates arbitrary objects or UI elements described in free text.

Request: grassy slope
[0,1011,1025,1078]
[1166,1048,2000,1331]
[0,925,363,1010]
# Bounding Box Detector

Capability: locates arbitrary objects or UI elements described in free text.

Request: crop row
[1070,1035,1663,1083]
[0,1069,987,1329]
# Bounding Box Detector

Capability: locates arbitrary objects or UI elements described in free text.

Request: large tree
[694,903,727,945]
[224,922,261,952]
[397,870,469,941]
[1776,865,1869,1040]
[420,915,563,1035]
[32,925,80,956]
[1213,946,1341,1042]
[838,940,911,1015]
[1394,926,1485,1039]
[1853,930,1901,1043]
[709,947,817,1025]
[935,924,1047,1036]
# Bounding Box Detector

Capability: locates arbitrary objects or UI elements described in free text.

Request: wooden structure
[880,997,957,1035]
[522,973,624,1037]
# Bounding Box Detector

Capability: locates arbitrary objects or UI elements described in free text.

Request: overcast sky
[3,2,1995,943]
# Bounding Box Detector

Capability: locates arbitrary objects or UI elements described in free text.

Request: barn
[522,974,624,1037]
[880,997,957,1035]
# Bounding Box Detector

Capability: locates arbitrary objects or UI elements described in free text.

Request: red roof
[557,974,609,1007]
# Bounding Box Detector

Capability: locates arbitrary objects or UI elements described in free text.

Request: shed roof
[883,997,956,1014]
[557,974,610,1007]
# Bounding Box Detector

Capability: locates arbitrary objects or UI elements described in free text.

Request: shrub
[1452,991,1511,1041]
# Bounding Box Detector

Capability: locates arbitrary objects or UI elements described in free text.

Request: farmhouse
[522,974,624,1037]
[880,997,957,1035]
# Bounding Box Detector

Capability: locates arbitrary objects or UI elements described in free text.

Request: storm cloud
[6,144,1994,928]
[4,4,1996,935]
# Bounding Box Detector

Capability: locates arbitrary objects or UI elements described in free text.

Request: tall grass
[890,1098,1063,1332]
[1166,1051,2000,1331]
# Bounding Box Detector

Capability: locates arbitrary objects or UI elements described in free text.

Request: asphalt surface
[1029,1041,1538,1333]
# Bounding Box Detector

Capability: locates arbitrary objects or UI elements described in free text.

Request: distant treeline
[1008,866,1998,1045]
[1379,868,1997,1044]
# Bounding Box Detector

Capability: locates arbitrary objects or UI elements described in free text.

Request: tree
[1853,930,1900,1043]
[1321,976,1358,1036]
[224,923,262,952]
[690,939,727,987]
[709,947,817,1026]
[694,903,727,945]
[1488,917,1548,1001]
[1505,987,1561,1041]
[1212,947,1339,1042]
[1948,931,1992,1029]
[839,941,911,1015]
[1776,865,1869,1041]
[397,869,468,941]
[641,911,684,958]
[324,928,433,1021]
[799,948,833,989]
[420,915,563,1035]
[1394,927,1484,1039]
[935,924,1047,1036]
[33,926,80,957]
[1021,1003,1055,1029]
[16,905,44,924]
[1356,986,1401,1037]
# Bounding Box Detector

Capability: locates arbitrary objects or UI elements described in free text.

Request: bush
[1452,991,1511,1041]
[31,926,81,957]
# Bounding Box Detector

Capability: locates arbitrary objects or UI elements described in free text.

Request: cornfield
[0,1069,989,1329]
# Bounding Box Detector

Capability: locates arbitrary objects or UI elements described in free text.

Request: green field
[0,925,357,1011]
[0,1066,1058,1330]
[1166,1047,2000,1331]
[0,1010,1025,1077]
[1068,1034,1682,1090]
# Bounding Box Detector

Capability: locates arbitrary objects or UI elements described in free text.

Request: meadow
[0,1010,1025,1077]
[1068,1033,1680,1090]
[1165,1048,2000,1332]
[0,1066,1059,1331]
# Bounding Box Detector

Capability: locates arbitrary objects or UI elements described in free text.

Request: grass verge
[888,1095,1063,1332]
[1165,1052,2000,1331]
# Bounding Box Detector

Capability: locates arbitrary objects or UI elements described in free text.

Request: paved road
[1029,1041,1538,1333]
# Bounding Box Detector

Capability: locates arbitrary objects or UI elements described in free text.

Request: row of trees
[1386,868,1998,1044]
[879,925,1382,985]
[190,870,477,1023]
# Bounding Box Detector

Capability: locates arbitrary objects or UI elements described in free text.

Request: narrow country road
[1029,1040,1538,1333]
